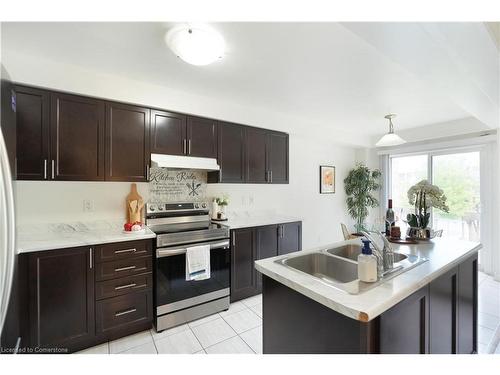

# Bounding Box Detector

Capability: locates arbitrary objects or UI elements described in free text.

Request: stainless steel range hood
[151,153,220,171]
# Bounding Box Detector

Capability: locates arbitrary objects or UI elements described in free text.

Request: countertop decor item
[344,164,381,232]
[375,114,406,147]
[319,165,335,194]
[126,183,145,224]
[406,179,449,240]
[215,195,229,220]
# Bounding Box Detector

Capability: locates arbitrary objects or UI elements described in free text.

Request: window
[389,150,480,241]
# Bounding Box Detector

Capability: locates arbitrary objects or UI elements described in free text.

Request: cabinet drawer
[96,256,152,281]
[95,272,152,300]
[95,240,152,263]
[96,290,152,335]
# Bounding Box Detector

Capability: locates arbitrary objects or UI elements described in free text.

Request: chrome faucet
[360,230,395,278]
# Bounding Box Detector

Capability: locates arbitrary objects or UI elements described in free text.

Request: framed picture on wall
[319,165,335,194]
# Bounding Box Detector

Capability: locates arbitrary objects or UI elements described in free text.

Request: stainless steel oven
[147,202,230,332]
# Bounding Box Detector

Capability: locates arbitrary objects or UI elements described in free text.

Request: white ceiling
[1,22,490,138]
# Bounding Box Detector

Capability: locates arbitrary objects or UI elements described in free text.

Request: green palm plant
[344,164,382,232]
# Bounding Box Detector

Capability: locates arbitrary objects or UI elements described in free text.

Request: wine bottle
[385,199,395,236]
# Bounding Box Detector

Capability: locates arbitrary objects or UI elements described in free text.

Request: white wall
[7,52,360,249]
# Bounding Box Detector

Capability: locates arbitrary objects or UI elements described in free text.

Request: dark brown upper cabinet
[216,122,246,183]
[245,127,268,183]
[105,102,150,182]
[28,246,95,351]
[15,85,50,180]
[50,92,105,181]
[187,116,217,158]
[267,131,289,184]
[150,110,186,156]
[244,128,289,184]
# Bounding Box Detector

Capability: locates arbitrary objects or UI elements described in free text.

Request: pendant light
[375,114,406,147]
[165,24,225,66]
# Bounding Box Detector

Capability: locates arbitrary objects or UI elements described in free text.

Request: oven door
[155,239,230,314]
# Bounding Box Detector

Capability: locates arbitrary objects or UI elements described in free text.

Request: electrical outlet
[83,199,94,212]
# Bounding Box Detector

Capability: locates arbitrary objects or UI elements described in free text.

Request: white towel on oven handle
[185,244,211,281]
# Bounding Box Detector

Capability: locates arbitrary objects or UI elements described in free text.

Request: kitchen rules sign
[149,168,207,202]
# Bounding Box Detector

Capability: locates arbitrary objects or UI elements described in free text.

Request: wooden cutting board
[125,183,144,224]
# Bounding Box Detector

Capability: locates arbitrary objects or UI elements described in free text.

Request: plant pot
[406,227,432,240]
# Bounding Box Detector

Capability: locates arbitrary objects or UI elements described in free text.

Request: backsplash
[149,168,207,203]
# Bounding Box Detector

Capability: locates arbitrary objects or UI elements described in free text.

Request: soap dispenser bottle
[358,239,378,283]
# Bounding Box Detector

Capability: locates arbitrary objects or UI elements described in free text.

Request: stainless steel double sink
[277,244,428,294]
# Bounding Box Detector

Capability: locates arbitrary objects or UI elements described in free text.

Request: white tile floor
[77,274,500,354]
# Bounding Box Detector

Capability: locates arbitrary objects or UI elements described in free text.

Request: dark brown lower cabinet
[28,247,95,352]
[230,228,258,302]
[262,251,478,354]
[429,267,458,354]
[231,222,302,302]
[23,239,153,353]
[458,254,478,354]
[379,285,430,354]
[278,222,302,255]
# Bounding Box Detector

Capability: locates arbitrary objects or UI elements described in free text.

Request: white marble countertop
[16,220,156,254]
[215,212,302,230]
[255,237,481,322]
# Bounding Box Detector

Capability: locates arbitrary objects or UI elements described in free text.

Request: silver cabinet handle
[114,283,137,290]
[51,160,55,179]
[232,232,236,247]
[188,139,191,155]
[89,248,93,269]
[156,240,229,258]
[115,248,137,254]
[146,164,150,180]
[270,170,273,183]
[43,159,48,179]
[183,139,187,154]
[115,265,136,272]
[115,308,137,317]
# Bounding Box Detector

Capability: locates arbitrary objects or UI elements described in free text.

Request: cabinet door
[150,110,186,156]
[29,247,95,350]
[217,122,245,183]
[267,132,289,184]
[429,267,458,353]
[50,93,105,180]
[105,102,150,181]
[230,228,258,302]
[245,127,268,183]
[379,286,429,354]
[187,116,217,158]
[278,222,302,255]
[458,253,478,354]
[15,86,50,180]
[256,225,279,290]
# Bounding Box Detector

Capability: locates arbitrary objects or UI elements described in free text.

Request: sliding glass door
[432,151,480,241]
[390,149,481,242]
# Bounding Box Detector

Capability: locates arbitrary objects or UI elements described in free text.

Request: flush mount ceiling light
[165,24,225,66]
[375,114,407,147]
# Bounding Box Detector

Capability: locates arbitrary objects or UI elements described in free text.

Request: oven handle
[156,240,230,258]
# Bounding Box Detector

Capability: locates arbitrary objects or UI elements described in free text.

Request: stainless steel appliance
[0,64,18,351]
[147,202,230,332]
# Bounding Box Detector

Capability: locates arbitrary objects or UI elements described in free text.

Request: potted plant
[344,164,382,233]
[406,180,449,239]
[215,195,229,220]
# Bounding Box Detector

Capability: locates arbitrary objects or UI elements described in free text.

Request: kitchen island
[255,238,480,354]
